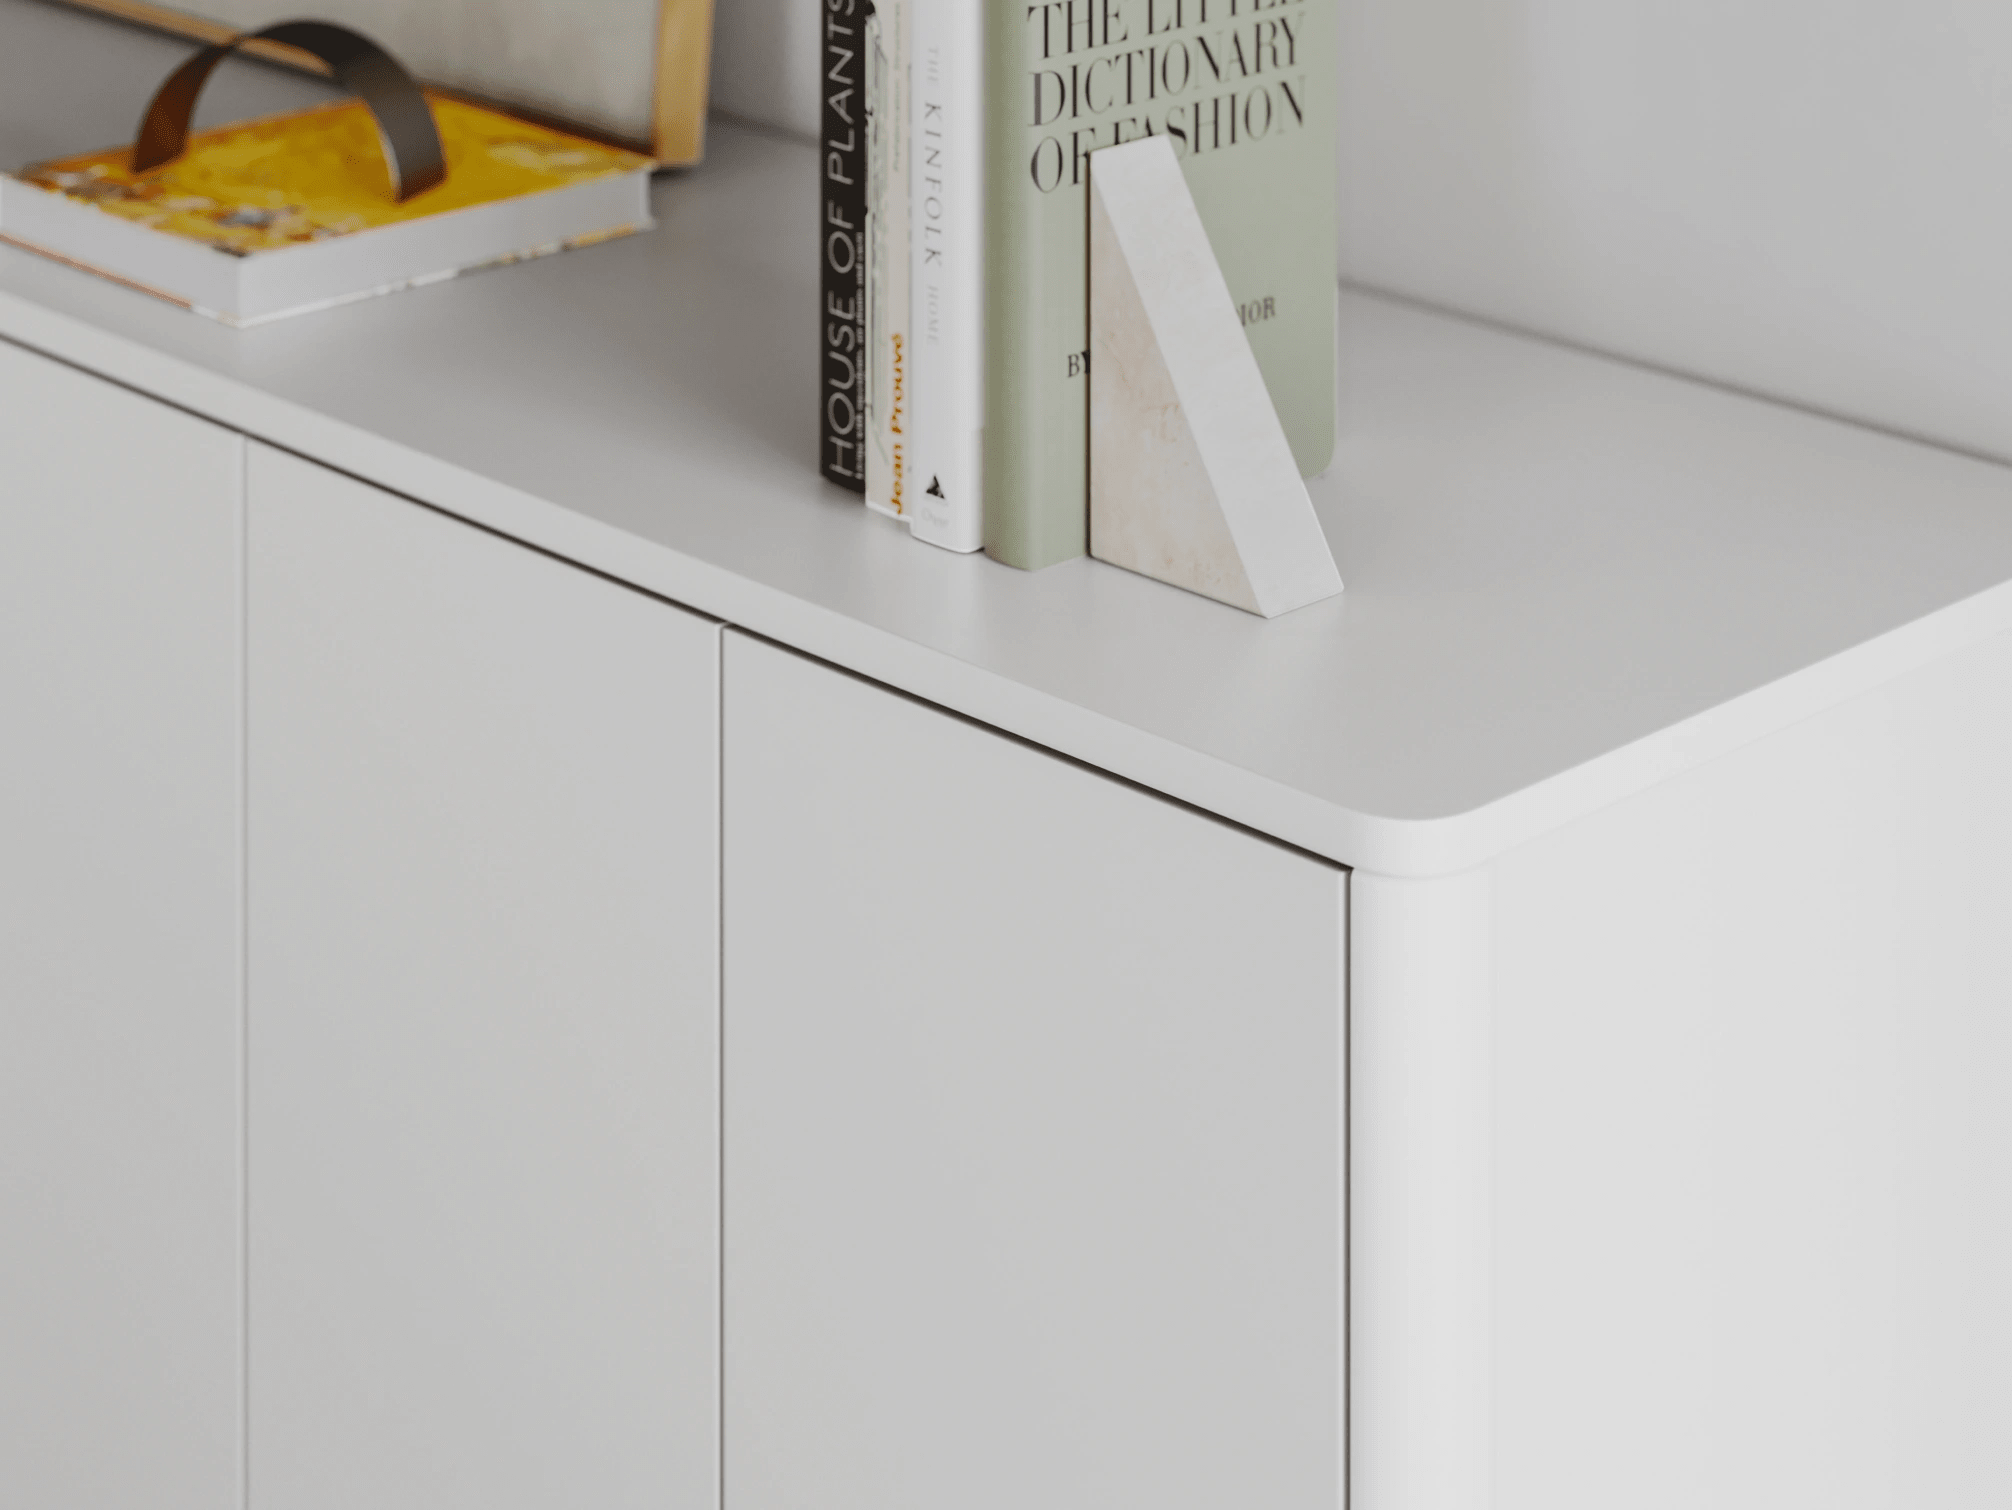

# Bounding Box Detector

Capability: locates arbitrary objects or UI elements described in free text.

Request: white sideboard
[4,5,2012,1507]
[3,345,1346,1509]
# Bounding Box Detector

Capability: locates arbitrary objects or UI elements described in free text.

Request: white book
[863,0,914,519]
[907,0,983,553]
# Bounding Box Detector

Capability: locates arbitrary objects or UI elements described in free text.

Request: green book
[983,0,1337,570]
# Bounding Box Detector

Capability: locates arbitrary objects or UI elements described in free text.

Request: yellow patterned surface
[20,93,651,255]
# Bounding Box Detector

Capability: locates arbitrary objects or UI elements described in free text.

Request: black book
[820,0,867,492]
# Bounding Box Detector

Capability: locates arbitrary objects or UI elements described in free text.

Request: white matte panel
[246,445,719,1510]
[0,338,244,1509]
[1340,0,2012,462]
[1490,627,2012,1508]
[722,631,1343,1510]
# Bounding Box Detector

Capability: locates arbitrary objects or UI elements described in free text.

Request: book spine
[907,0,984,553]
[820,0,867,492]
[982,0,1339,570]
[864,0,912,519]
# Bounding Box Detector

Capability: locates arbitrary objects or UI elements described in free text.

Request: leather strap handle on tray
[132,20,446,201]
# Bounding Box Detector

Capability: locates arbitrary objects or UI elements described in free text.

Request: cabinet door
[722,632,1344,1510]
[246,445,718,1510]
[0,341,244,1509]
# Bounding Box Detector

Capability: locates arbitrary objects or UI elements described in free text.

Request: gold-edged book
[0,94,654,325]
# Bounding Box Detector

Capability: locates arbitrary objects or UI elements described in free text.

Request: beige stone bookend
[1089,138,1343,618]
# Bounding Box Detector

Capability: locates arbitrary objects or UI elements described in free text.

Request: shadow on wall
[711,0,821,139]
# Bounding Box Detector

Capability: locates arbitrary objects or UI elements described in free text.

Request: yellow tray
[22,91,653,256]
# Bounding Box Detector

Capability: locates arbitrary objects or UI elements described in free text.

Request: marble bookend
[1088,137,1343,618]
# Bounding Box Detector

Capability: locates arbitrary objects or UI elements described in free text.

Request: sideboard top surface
[8,0,2012,875]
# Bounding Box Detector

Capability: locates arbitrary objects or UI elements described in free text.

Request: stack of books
[820,0,1339,571]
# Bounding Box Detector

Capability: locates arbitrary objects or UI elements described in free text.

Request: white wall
[722,0,2012,471]
[1338,0,2012,463]
[710,0,820,139]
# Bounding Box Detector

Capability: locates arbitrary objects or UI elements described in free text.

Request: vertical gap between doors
[237,437,251,1510]
[715,624,726,1510]
[1340,868,1351,1510]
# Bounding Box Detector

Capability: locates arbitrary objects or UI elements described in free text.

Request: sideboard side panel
[1349,867,1494,1510]
[1489,626,2012,1510]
